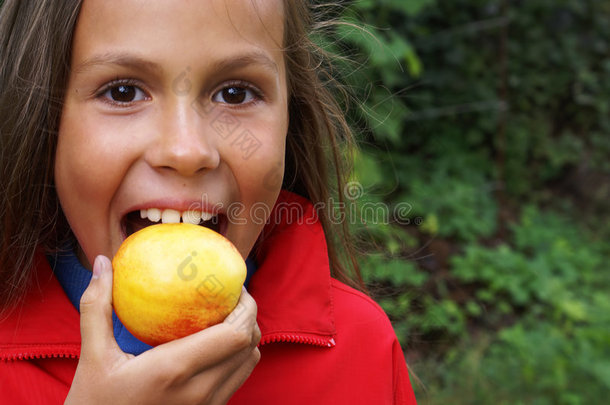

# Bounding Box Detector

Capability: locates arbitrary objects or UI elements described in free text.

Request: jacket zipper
[259,333,336,348]
[1,352,79,361]
[0,347,80,362]
[1,333,335,362]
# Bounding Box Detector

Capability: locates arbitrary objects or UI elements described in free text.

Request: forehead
[72,0,285,72]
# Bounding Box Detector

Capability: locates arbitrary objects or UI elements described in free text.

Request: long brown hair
[0,0,82,314]
[0,0,364,314]
[281,1,364,290]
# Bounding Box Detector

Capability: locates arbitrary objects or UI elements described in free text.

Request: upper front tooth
[147,208,161,222]
[182,210,201,224]
[161,209,181,223]
[141,208,213,224]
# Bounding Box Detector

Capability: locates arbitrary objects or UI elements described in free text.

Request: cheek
[54,139,103,255]
[54,107,136,234]
[223,119,286,255]
[229,114,287,198]
[236,139,285,211]
[55,125,115,205]
[55,105,145,200]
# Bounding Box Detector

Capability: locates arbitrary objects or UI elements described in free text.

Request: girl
[0,0,417,403]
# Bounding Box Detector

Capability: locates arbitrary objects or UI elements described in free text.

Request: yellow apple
[112,223,246,346]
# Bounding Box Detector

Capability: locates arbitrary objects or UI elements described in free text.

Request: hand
[65,255,261,405]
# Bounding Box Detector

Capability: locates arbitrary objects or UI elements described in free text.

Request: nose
[146,101,220,176]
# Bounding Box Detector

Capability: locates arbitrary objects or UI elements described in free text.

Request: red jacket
[0,191,417,404]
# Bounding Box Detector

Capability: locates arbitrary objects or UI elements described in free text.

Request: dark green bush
[332,0,610,402]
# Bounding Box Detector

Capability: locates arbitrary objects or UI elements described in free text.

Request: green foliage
[452,206,605,314]
[445,208,610,402]
[330,0,610,403]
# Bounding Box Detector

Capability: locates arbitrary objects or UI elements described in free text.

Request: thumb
[79,255,120,360]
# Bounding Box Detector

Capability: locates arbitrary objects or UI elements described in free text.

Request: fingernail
[92,255,106,279]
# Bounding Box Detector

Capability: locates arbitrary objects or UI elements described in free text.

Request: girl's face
[55,0,288,268]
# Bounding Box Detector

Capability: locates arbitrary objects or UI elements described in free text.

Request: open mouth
[121,208,227,239]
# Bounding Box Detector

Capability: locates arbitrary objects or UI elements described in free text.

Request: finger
[79,255,121,360]
[223,287,257,333]
[193,346,261,405]
[219,287,259,352]
[146,288,259,375]
[215,346,261,403]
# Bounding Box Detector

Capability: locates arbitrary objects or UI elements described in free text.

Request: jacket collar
[251,190,336,347]
[0,190,336,358]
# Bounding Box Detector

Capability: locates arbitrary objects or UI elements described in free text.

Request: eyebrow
[74,52,163,74]
[210,51,279,74]
[74,51,279,75]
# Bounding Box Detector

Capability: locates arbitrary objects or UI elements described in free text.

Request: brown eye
[222,87,246,104]
[100,82,148,104]
[213,84,257,105]
[110,85,137,102]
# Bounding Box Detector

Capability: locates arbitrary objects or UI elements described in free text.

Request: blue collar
[48,248,257,355]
